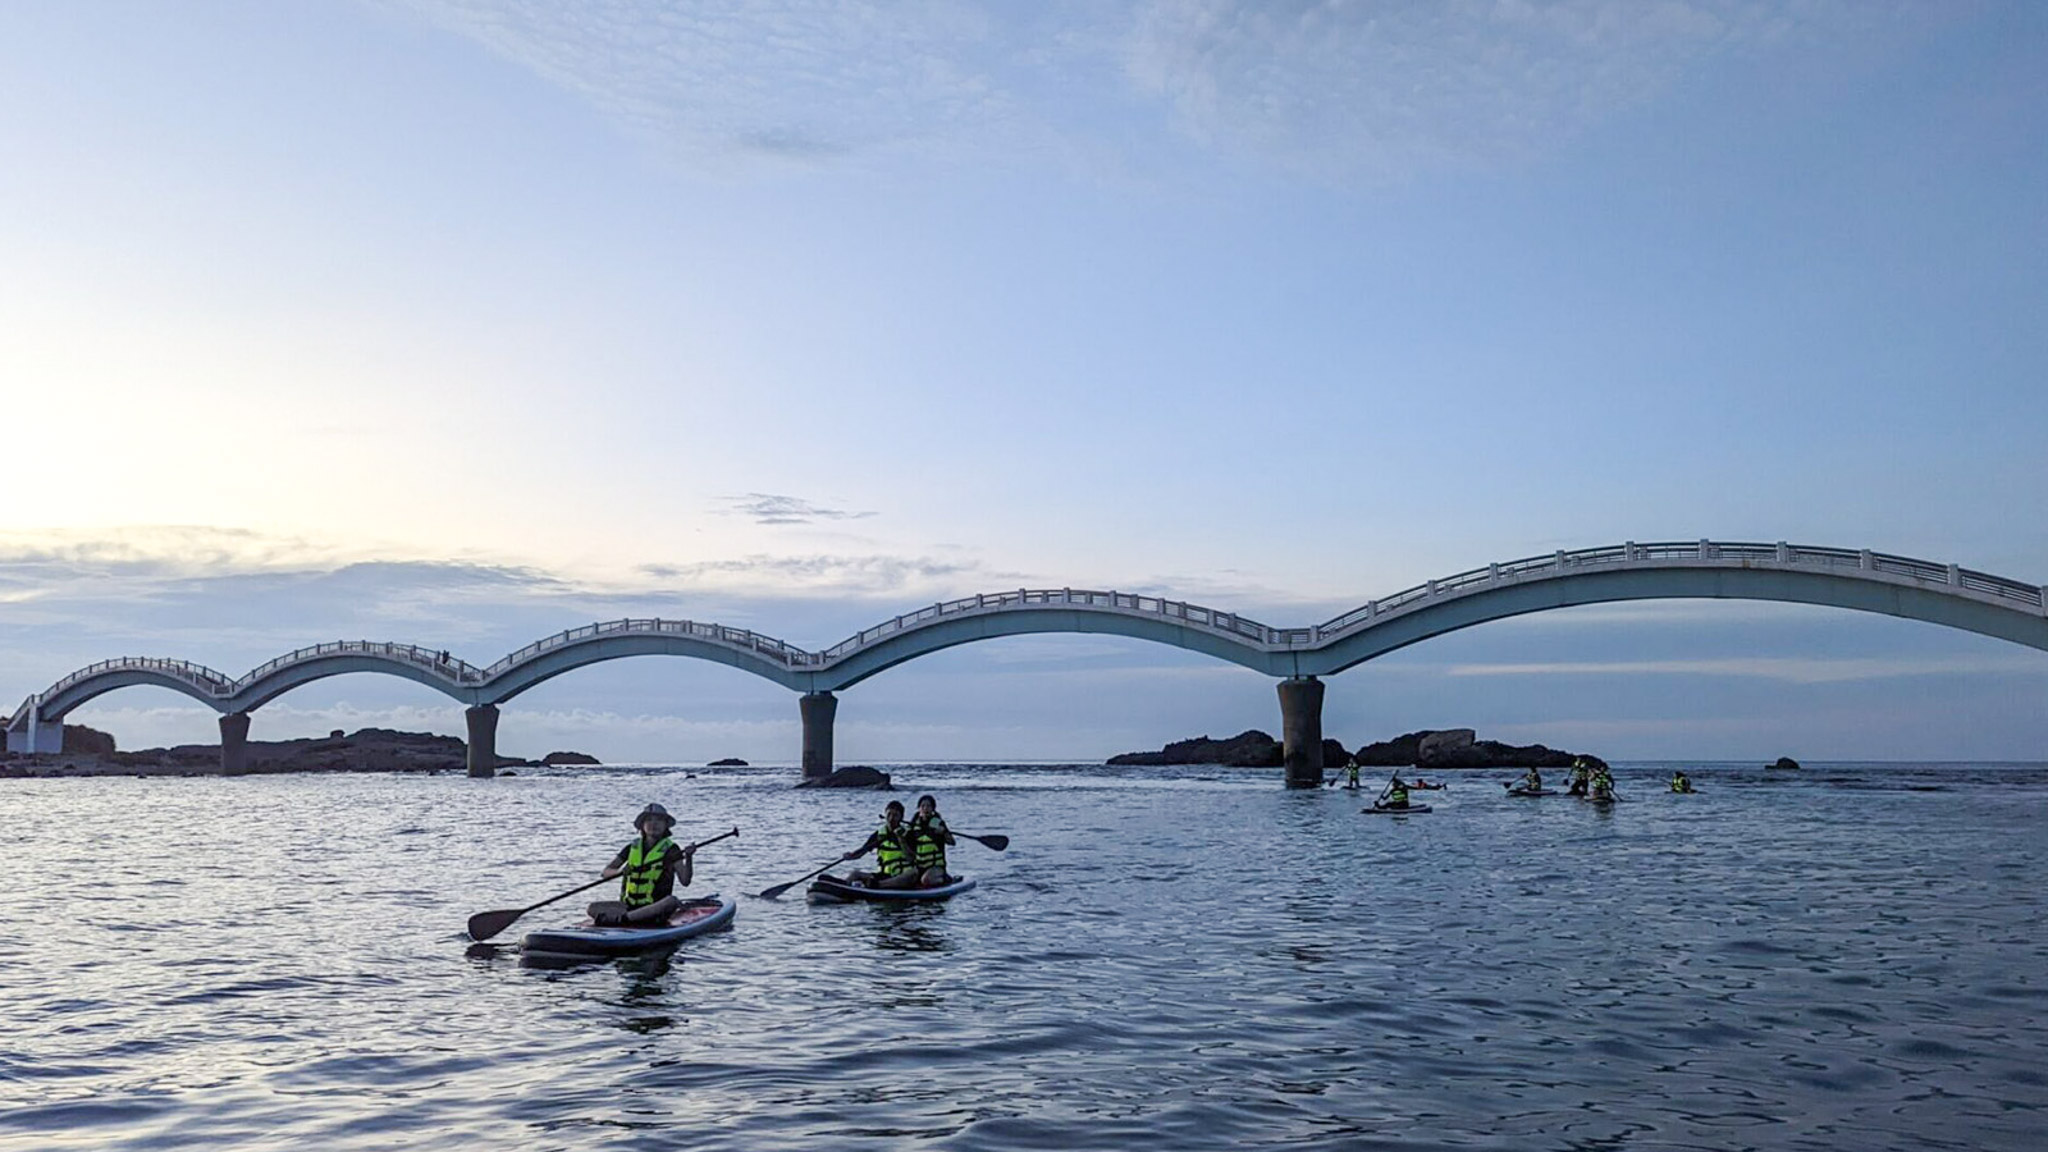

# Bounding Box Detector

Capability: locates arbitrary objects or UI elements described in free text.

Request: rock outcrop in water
[707,757,748,766]
[0,728,596,777]
[1107,730,1352,768]
[1350,728,1605,770]
[1769,756,1801,770]
[541,751,601,766]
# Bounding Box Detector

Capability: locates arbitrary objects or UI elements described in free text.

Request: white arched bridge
[9,540,2047,784]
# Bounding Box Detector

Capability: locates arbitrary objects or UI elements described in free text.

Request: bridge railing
[815,587,1283,660]
[41,657,236,700]
[237,641,487,689]
[483,618,819,677]
[1312,539,2046,640]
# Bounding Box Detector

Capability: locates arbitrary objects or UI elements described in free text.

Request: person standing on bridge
[587,803,695,926]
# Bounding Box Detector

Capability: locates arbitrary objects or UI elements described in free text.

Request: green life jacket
[874,823,912,876]
[909,815,949,871]
[621,836,674,907]
[1386,783,1410,807]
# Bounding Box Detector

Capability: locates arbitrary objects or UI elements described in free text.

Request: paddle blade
[973,833,1009,851]
[466,908,523,942]
[754,880,801,900]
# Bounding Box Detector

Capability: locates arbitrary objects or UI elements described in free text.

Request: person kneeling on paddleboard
[842,801,921,890]
[587,803,695,926]
[907,794,956,887]
[1670,770,1695,794]
[1515,766,1543,794]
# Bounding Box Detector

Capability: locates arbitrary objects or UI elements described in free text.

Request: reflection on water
[0,763,2045,1150]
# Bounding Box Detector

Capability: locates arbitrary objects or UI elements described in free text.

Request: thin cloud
[383,0,1932,181]
[638,552,982,596]
[721,493,878,526]
[1445,654,2047,685]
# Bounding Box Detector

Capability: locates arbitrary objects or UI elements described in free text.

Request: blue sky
[3,1,2045,763]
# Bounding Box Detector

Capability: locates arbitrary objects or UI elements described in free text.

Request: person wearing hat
[586,803,695,926]
[841,799,920,890]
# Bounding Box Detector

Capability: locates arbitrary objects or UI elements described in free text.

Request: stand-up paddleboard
[807,874,977,904]
[1505,787,1556,797]
[1363,803,1432,815]
[521,894,734,959]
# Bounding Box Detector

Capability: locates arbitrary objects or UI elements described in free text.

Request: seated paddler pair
[840,795,955,889]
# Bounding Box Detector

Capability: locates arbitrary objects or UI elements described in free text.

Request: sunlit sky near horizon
[4,1,2046,764]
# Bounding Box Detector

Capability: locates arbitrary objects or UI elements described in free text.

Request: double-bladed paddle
[466,826,739,942]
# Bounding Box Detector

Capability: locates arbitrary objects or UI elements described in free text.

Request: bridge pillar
[465,705,499,778]
[219,712,251,776]
[1278,676,1326,789]
[800,692,837,780]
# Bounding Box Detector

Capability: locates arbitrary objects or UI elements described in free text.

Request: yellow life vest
[621,836,674,907]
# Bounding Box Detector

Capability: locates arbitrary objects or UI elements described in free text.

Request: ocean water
[2,762,2045,1151]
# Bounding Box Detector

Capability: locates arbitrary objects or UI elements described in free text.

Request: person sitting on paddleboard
[1588,765,1616,802]
[1515,766,1543,793]
[843,800,921,890]
[1671,770,1695,794]
[1379,774,1413,810]
[588,803,695,926]
[1567,758,1592,797]
[906,793,956,887]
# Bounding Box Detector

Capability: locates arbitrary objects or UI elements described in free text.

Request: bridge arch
[478,630,814,701]
[1297,561,2048,675]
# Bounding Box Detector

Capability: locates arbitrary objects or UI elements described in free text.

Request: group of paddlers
[1337,755,1707,809]
[583,795,960,925]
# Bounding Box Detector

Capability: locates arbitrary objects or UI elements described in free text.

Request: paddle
[467,826,739,941]
[756,857,845,901]
[956,831,1008,851]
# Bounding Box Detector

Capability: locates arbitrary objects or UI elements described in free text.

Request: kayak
[521,894,735,958]
[1363,803,1432,815]
[806,874,977,903]
[1505,788,1556,797]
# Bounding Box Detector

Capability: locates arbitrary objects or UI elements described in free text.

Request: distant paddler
[1506,766,1544,795]
[1566,757,1592,797]
[1670,770,1697,794]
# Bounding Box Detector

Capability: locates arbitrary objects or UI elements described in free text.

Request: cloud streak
[385,0,1926,180]
[1445,654,2047,685]
[721,493,877,526]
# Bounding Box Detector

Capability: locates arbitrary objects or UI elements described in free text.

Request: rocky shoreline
[0,727,600,779]
[1108,727,1607,771]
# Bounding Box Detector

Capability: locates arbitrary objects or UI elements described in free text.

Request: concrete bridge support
[1278,676,1326,789]
[219,712,251,776]
[466,705,498,778]
[800,691,837,780]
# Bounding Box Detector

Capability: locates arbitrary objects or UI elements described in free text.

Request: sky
[3,0,2046,764]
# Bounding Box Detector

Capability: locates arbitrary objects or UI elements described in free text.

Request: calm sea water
[3,762,2045,1151]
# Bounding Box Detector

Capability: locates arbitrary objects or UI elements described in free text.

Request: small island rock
[540,751,602,766]
[707,757,749,767]
[1769,756,1801,770]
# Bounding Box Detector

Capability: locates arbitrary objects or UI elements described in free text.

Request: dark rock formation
[796,765,892,789]
[62,724,116,756]
[1769,756,1801,770]
[1107,731,1351,768]
[540,751,601,766]
[707,757,748,767]
[1350,729,1606,771]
